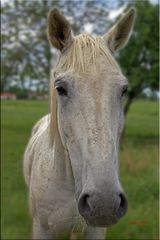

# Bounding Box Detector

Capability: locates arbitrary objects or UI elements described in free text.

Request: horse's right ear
[47,8,73,51]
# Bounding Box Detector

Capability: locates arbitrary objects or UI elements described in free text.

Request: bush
[17,89,28,99]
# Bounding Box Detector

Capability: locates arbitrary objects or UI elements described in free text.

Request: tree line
[1,0,158,115]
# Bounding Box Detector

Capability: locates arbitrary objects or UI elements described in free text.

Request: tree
[2,0,157,106]
[1,0,55,92]
[117,0,159,114]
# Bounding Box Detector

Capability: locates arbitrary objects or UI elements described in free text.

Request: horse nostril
[119,193,126,208]
[116,193,128,219]
[78,193,91,216]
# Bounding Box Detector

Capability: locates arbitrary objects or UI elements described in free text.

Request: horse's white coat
[23,8,136,239]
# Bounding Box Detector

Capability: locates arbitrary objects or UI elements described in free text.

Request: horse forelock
[56,33,120,73]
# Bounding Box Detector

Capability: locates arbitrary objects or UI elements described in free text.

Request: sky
[1,0,159,6]
[149,0,159,4]
[108,4,127,20]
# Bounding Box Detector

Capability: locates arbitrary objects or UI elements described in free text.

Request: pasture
[1,100,159,239]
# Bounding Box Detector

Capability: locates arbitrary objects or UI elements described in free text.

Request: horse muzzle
[78,188,128,227]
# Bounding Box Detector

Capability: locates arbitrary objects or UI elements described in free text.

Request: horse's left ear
[103,8,136,52]
[47,8,73,51]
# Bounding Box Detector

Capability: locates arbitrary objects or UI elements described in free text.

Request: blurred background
[1,0,159,239]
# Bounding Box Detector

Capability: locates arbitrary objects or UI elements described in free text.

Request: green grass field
[1,100,159,240]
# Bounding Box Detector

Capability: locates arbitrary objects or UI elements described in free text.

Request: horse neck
[53,130,75,190]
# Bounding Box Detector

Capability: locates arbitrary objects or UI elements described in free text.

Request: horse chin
[84,215,119,228]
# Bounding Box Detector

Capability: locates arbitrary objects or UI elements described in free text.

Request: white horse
[23,8,136,239]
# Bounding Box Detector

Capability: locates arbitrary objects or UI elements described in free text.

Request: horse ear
[47,8,73,51]
[103,8,136,52]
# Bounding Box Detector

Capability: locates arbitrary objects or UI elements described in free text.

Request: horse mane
[49,33,120,143]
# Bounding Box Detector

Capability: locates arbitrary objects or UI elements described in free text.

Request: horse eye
[56,86,67,96]
[121,86,128,96]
